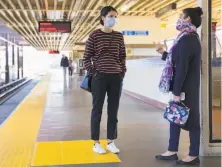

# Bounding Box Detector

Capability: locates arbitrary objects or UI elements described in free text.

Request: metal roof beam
[17,0,46,50]
[63,0,102,49]
[0,1,40,49]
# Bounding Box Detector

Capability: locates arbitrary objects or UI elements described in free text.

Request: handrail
[0,78,25,88]
[0,78,27,94]
[0,78,31,105]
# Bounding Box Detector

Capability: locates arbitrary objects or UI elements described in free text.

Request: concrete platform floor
[0,70,220,167]
[34,70,221,167]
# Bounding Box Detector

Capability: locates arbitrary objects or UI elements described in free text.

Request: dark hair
[100,6,118,25]
[183,7,203,28]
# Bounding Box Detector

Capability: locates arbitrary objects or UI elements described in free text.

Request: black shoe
[176,157,200,165]
[155,154,179,161]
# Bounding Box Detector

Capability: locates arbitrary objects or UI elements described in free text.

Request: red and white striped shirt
[83,29,126,74]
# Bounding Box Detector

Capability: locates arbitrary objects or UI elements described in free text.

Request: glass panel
[211,0,222,141]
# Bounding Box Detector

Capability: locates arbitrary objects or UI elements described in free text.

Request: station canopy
[0,0,221,50]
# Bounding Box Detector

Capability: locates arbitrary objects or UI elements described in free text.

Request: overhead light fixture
[120,0,137,12]
[48,10,62,20]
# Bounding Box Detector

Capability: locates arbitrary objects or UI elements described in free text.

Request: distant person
[60,54,69,77]
[83,6,126,154]
[68,57,74,76]
[155,7,203,165]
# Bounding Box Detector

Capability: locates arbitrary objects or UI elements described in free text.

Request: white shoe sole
[107,148,120,154]
[93,148,106,154]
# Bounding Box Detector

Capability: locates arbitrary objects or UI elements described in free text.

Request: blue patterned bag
[164,101,190,127]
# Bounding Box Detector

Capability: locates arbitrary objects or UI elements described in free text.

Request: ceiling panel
[0,0,220,50]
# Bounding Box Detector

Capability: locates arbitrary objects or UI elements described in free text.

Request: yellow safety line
[0,74,51,167]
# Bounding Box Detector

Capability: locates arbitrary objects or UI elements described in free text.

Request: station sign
[38,21,71,33]
[161,23,167,28]
[49,50,60,54]
[121,30,149,36]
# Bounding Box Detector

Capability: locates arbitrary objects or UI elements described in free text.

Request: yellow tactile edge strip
[0,74,51,167]
[32,140,121,166]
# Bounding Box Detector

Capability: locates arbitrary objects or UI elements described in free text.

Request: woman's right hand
[154,42,164,54]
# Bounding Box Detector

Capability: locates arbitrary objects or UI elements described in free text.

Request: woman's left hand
[172,95,181,102]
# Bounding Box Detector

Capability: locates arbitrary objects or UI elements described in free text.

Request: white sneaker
[93,143,106,154]
[107,142,120,154]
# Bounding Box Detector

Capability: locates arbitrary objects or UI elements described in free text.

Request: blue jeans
[168,123,200,156]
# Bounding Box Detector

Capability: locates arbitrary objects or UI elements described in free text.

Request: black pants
[168,123,200,156]
[91,72,123,140]
[68,67,73,76]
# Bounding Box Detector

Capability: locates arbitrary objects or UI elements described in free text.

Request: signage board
[49,50,60,54]
[38,21,71,33]
[121,31,149,36]
[127,49,132,55]
[161,23,167,28]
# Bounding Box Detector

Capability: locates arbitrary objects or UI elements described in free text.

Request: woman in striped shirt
[83,6,126,154]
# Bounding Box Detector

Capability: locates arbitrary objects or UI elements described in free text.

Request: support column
[17,46,20,79]
[12,38,15,66]
[12,38,15,81]
[21,47,23,78]
[199,0,221,156]
[212,22,217,58]
[5,34,9,83]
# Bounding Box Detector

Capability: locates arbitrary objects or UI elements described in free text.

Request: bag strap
[190,32,200,41]
[174,101,189,109]
[179,101,187,107]
[93,32,114,69]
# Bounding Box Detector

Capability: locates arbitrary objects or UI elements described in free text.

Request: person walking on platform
[68,57,74,76]
[83,6,126,154]
[155,7,203,165]
[60,54,69,77]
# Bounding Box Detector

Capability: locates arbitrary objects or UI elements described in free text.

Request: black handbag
[80,33,114,92]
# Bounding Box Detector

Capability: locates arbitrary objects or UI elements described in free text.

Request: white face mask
[104,17,117,28]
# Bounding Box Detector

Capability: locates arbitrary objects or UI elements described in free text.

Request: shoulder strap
[191,32,199,38]
[93,32,114,68]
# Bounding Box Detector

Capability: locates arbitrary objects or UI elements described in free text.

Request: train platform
[0,69,220,167]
